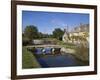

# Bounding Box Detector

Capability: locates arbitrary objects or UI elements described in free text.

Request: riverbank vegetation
[22,25,64,46]
[22,47,41,69]
[74,44,89,61]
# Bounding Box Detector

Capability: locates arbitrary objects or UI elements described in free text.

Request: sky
[22,11,89,34]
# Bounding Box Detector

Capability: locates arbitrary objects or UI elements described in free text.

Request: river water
[32,48,88,68]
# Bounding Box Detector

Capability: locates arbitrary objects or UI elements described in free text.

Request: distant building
[62,24,89,45]
[62,29,69,43]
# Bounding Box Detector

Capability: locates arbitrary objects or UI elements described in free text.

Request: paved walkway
[26,45,62,48]
[61,47,75,54]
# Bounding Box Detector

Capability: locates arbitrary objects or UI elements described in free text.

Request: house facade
[62,24,89,45]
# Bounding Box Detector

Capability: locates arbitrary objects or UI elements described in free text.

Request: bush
[22,37,31,46]
[75,43,89,61]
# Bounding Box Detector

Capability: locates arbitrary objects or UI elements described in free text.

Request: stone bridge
[26,45,62,48]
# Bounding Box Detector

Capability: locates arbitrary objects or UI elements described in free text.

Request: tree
[22,36,31,46]
[38,32,43,38]
[24,25,39,40]
[53,28,64,40]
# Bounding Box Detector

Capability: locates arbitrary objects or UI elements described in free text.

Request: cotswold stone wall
[32,40,44,45]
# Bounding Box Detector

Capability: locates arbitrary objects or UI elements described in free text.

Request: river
[32,47,88,68]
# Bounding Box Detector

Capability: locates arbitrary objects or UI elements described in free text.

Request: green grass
[22,47,41,69]
[57,41,76,49]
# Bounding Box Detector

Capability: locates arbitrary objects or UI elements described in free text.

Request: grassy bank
[22,47,41,69]
[74,44,89,61]
[57,41,76,49]
[76,57,89,66]
[58,40,89,63]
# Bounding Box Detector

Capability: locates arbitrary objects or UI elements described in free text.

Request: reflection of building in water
[62,24,89,45]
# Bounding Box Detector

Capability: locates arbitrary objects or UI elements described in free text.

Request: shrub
[22,37,31,46]
[75,43,89,61]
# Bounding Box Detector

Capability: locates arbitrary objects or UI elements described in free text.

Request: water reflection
[37,54,78,67]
